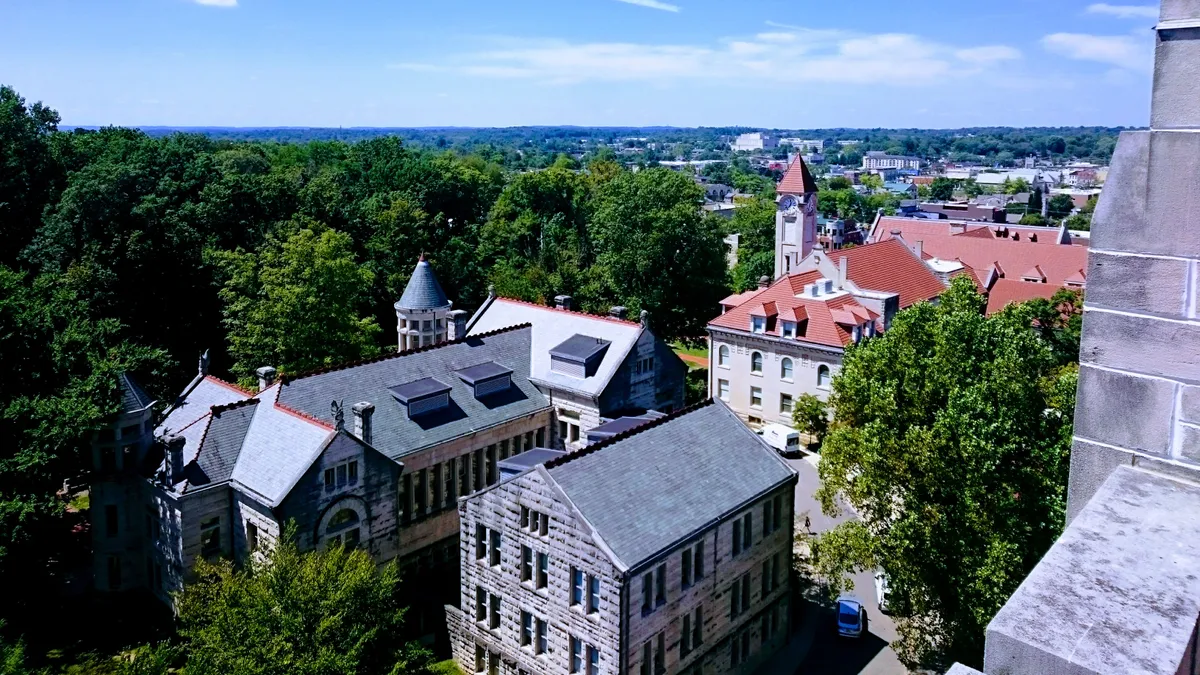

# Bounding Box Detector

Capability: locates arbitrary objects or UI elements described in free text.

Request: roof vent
[550,334,611,379]
[456,362,514,399]
[389,378,452,418]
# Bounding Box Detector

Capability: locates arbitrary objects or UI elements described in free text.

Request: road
[784,454,906,675]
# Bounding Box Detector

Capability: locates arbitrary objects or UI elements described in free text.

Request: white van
[759,422,801,457]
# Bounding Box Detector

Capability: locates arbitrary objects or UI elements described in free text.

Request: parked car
[760,422,802,457]
[836,596,867,638]
[874,571,891,614]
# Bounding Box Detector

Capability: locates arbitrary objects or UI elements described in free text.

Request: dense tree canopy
[811,278,1080,670]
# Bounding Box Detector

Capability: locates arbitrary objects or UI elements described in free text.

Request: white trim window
[750,387,763,409]
[781,321,796,338]
[717,345,730,368]
[751,317,766,334]
[817,365,831,389]
[717,379,730,401]
[780,358,794,381]
[750,352,763,374]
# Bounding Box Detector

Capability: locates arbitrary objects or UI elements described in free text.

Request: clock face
[803,199,816,216]
[780,195,798,211]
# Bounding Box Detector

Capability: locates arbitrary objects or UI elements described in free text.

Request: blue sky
[0,0,1161,128]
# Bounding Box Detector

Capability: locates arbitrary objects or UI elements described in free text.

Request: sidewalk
[754,593,824,675]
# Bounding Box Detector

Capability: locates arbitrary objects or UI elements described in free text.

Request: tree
[791,393,829,445]
[811,277,1076,670]
[177,526,433,675]
[1018,213,1048,226]
[0,86,62,264]
[726,197,777,292]
[590,168,730,341]
[211,221,381,381]
[962,179,983,198]
[826,176,852,191]
[1064,213,1092,231]
[1047,194,1076,220]
[859,173,883,191]
[1004,177,1030,195]
[1029,188,1043,214]
[929,177,955,201]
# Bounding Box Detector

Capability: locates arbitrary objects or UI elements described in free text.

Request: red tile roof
[708,271,878,349]
[986,278,1062,314]
[825,238,948,309]
[777,157,818,195]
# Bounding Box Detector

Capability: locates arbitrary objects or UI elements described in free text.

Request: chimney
[447,309,469,340]
[352,402,375,445]
[609,306,627,320]
[758,276,770,290]
[256,366,277,392]
[914,240,924,258]
[164,434,186,485]
[889,229,902,237]
[837,258,848,289]
[554,295,573,311]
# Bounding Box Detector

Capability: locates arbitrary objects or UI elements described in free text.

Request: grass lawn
[431,659,464,675]
[671,341,709,359]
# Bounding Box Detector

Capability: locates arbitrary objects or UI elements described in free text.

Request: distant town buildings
[446,400,798,675]
[862,151,921,171]
[731,133,779,152]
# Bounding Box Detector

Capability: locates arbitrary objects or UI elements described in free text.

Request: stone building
[952,2,1200,673]
[446,400,797,675]
[465,293,687,451]
[709,238,946,426]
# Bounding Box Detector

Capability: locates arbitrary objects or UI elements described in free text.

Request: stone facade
[708,329,841,426]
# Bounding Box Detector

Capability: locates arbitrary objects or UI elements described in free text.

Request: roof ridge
[544,398,716,470]
[494,297,642,327]
[211,398,260,415]
[204,375,256,397]
[181,412,217,495]
[270,384,336,430]
[280,323,534,383]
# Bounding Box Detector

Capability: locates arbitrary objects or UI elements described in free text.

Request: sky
[0,0,1162,128]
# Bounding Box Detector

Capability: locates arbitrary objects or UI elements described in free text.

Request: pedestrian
[804,515,811,534]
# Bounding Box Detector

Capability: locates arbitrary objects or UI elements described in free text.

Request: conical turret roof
[395,256,451,311]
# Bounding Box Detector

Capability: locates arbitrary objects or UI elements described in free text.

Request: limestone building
[952,2,1200,673]
[446,400,797,675]
[466,293,687,451]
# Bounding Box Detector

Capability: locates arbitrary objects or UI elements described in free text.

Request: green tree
[177,527,433,675]
[1004,177,1030,195]
[859,173,883,191]
[1064,213,1092,231]
[0,86,62,263]
[791,393,829,445]
[826,176,852,191]
[726,196,777,292]
[211,222,381,381]
[1047,194,1076,220]
[929,177,955,201]
[1028,188,1043,214]
[1018,213,1048,226]
[963,179,983,198]
[811,277,1076,670]
[590,168,729,340]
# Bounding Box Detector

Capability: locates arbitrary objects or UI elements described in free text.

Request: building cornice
[706,326,846,356]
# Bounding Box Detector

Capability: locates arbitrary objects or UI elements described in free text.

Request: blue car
[836,596,867,638]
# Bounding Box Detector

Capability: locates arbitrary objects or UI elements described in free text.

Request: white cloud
[194,0,237,6]
[614,0,680,12]
[391,28,1024,87]
[1042,32,1152,70]
[1085,3,1158,19]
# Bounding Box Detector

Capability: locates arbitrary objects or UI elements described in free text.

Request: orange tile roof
[986,278,1062,314]
[708,271,878,349]
[777,157,818,195]
[825,238,948,309]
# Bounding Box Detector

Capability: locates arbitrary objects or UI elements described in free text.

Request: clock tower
[774,157,820,279]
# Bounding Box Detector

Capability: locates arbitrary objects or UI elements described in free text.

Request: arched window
[718,345,730,367]
[817,365,831,389]
[326,509,361,549]
[781,358,794,381]
[751,352,763,374]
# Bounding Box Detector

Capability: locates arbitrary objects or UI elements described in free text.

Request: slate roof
[158,376,252,438]
[550,334,611,364]
[465,298,645,399]
[546,400,795,569]
[118,372,155,413]
[395,257,451,311]
[186,400,258,488]
[278,325,549,460]
[777,157,819,195]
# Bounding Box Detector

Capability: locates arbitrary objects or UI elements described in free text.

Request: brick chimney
[447,309,469,340]
[609,306,627,320]
[256,366,277,392]
[164,434,186,485]
[352,402,375,445]
[838,257,849,289]
[554,295,573,311]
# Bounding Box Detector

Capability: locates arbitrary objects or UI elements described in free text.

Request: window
[415,469,427,513]
[751,316,766,334]
[750,351,763,374]
[692,606,703,649]
[762,558,774,596]
[399,473,411,523]
[536,618,548,654]
[444,461,455,506]
[730,628,751,667]
[475,524,487,561]
[572,567,585,607]
[642,572,654,613]
[200,516,220,558]
[718,345,730,367]
[654,633,665,675]
[694,540,705,580]
[588,645,600,675]
[730,574,751,618]
[780,394,794,415]
[750,387,762,409]
[762,602,780,643]
[521,545,533,582]
[781,358,794,380]
[717,379,729,401]
[476,587,487,621]
[682,606,703,658]
[337,464,347,485]
[681,548,693,588]
[489,593,501,630]
[588,575,600,614]
[742,513,753,551]
[773,495,784,531]
[489,529,501,567]
[475,643,486,673]
[459,456,471,497]
[640,642,652,675]
[247,522,259,552]
[324,468,335,490]
[105,505,119,538]
[732,519,742,556]
[521,611,533,647]
[326,509,360,549]
[817,364,831,389]
[782,321,796,338]
[537,552,549,589]
[571,637,583,673]
[655,563,666,605]
[432,465,442,508]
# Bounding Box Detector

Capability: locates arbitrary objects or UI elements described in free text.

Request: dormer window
[389,378,452,418]
[751,317,766,334]
[550,335,611,379]
[456,362,514,399]
[852,326,862,343]
[781,322,796,339]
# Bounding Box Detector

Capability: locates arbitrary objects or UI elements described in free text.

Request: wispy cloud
[1042,32,1152,70]
[390,27,1024,87]
[614,0,680,12]
[1085,3,1158,19]
[194,0,237,6]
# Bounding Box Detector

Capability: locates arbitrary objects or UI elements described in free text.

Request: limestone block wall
[709,328,842,426]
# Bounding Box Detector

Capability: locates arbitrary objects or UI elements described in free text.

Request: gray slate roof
[547,401,795,568]
[278,326,549,460]
[395,258,451,311]
[187,400,258,488]
[118,372,155,413]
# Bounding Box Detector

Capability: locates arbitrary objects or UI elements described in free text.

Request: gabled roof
[395,257,451,311]
[465,297,646,399]
[278,325,550,460]
[707,272,879,349]
[186,399,258,489]
[544,400,795,569]
[825,239,948,309]
[118,372,156,414]
[158,376,253,437]
[777,157,819,195]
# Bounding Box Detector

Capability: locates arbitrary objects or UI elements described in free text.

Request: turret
[394,255,453,351]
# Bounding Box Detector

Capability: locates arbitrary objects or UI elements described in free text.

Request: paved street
[780,454,906,675]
